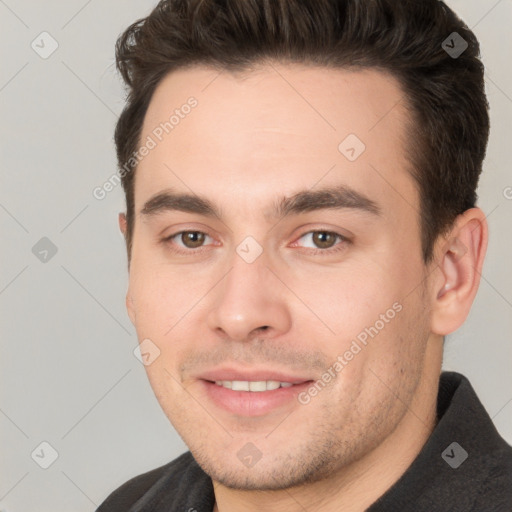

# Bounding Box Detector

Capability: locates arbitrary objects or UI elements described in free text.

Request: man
[97,0,512,510]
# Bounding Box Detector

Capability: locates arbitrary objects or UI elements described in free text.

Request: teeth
[214,380,295,391]
[249,381,267,392]
[264,380,280,391]
[232,380,249,391]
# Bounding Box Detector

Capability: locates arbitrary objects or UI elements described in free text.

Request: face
[125,64,436,490]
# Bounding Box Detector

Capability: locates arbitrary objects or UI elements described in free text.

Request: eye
[163,231,214,252]
[294,230,349,253]
[161,229,349,256]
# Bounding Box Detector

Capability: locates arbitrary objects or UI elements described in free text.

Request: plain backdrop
[1,1,511,510]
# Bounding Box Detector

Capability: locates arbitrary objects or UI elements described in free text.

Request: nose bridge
[206,243,292,341]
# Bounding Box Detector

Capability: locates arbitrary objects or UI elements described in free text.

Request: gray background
[1,1,511,510]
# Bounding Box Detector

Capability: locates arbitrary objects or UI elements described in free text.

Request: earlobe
[430,208,488,335]
[119,212,127,236]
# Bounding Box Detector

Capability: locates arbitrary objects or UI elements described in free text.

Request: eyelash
[161,230,350,256]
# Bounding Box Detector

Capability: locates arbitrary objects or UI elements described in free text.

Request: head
[115,0,489,493]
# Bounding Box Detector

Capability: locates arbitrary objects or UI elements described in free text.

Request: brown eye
[180,231,206,248]
[162,230,215,255]
[294,230,348,254]
[311,231,338,249]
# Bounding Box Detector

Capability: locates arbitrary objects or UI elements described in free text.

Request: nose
[206,250,292,342]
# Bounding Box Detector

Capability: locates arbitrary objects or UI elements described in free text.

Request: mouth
[212,380,298,391]
[197,371,314,416]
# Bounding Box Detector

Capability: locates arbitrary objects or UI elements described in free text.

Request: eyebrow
[140,185,381,221]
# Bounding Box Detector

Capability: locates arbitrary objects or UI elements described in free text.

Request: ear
[430,208,488,335]
[119,213,136,323]
[119,212,127,236]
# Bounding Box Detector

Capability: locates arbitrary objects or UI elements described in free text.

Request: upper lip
[197,368,313,384]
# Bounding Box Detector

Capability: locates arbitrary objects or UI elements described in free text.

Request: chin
[191,446,339,491]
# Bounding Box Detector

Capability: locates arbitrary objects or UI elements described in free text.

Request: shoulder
[438,372,512,510]
[469,442,512,511]
[96,451,211,511]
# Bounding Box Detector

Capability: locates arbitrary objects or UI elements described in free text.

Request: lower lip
[200,380,312,416]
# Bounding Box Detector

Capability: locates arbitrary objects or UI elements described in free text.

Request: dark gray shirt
[97,371,512,511]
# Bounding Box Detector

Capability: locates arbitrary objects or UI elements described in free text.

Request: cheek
[290,264,403,343]
[128,261,207,332]
[128,264,213,390]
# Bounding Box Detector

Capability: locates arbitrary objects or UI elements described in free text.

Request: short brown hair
[114,0,489,263]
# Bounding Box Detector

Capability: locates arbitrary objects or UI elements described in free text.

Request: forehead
[135,63,416,220]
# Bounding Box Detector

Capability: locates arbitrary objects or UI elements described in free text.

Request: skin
[119,64,487,512]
